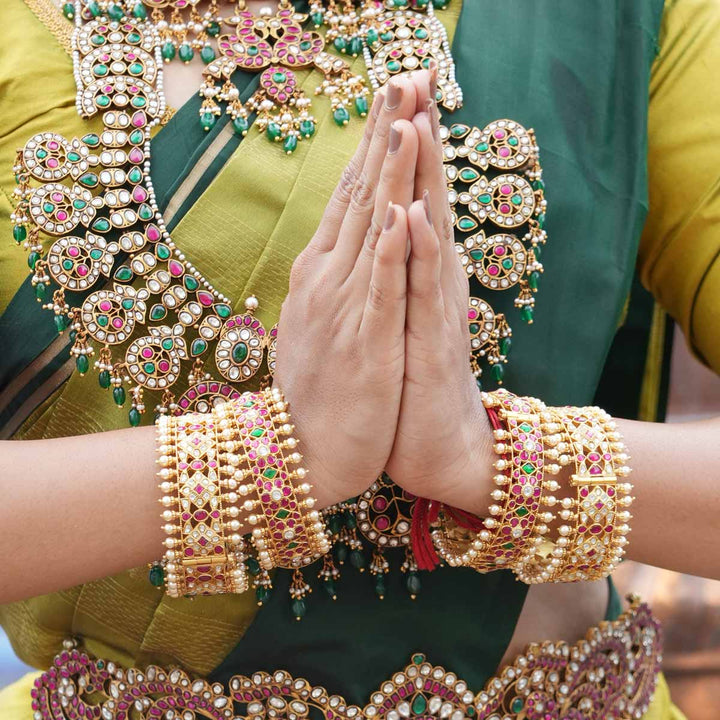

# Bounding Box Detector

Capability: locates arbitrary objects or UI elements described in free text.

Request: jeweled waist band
[31,598,662,720]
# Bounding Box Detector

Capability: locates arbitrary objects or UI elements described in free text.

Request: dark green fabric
[210,0,665,697]
[454,0,665,406]
[605,577,625,622]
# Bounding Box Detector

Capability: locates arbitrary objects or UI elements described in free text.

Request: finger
[412,106,458,289]
[359,203,408,350]
[406,196,444,331]
[309,90,385,252]
[348,119,418,294]
[332,75,418,273]
[410,63,436,114]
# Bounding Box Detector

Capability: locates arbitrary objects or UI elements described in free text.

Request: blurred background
[1,327,719,717]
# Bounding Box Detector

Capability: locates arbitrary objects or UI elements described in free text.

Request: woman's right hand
[274,76,421,508]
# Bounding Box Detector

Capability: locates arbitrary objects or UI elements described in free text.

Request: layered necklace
[12,0,550,609]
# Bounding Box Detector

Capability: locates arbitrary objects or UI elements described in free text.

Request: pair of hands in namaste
[275,68,491,515]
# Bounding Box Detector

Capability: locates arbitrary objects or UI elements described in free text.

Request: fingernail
[423,189,433,225]
[384,202,396,231]
[371,91,385,120]
[428,60,438,97]
[388,123,402,154]
[386,81,403,109]
[425,98,440,142]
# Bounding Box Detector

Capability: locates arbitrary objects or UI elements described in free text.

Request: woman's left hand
[384,90,493,515]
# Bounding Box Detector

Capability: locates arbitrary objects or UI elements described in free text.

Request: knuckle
[336,161,361,204]
[367,279,387,312]
[363,216,384,253]
[350,171,375,212]
[442,211,456,244]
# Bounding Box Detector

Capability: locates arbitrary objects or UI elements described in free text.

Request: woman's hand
[274,77,419,510]
[385,91,494,515]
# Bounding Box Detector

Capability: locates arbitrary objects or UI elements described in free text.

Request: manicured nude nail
[388,123,402,154]
[426,98,440,142]
[386,81,403,109]
[384,203,396,231]
[423,190,433,225]
[428,59,438,97]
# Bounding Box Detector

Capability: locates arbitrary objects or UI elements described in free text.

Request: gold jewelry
[156,410,248,597]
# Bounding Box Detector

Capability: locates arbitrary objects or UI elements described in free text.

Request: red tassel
[409,403,502,571]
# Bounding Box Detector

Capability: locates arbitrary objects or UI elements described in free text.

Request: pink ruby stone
[131,111,147,128]
[494,245,506,256]
[146,224,160,241]
[499,203,511,214]
[76,264,89,277]
[197,291,213,306]
[500,184,512,194]
[112,317,123,328]
[487,265,499,276]
[68,246,79,257]
[499,147,511,157]
[132,187,147,203]
[48,141,59,150]
[47,158,59,168]
[56,210,68,221]
[128,147,144,163]
[141,347,153,358]
[169,260,184,277]
[51,192,63,201]
[158,360,170,372]
[494,130,506,139]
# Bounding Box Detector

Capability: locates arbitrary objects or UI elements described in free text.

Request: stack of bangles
[431,388,633,583]
[155,387,331,597]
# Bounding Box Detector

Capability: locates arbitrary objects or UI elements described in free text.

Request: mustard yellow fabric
[638,0,720,373]
[0,0,462,682]
[0,669,687,720]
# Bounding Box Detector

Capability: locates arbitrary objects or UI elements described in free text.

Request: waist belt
[30,598,662,720]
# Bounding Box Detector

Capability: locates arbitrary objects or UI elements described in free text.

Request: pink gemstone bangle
[215,387,330,570]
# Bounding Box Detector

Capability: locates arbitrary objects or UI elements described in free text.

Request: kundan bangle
[215,387,331,570]
[156,411,248,597]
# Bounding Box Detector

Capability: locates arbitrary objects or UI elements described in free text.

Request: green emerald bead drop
[161,42,176,61]
[299,119,315,138]
[311,11,324,26]
[349,549,365,570]
[28,251,40,269]
[334,543,348,564]
[348,37,363,56]
[54,314,68,333]
[133,2,147,19]
[200,45,216,64]
[178,44,194,63]
[62,2,74,19]
[266,123,281,141]
[324,579,337,599]
[491,362,505,383]
[98,370,111,389]
[499,336,512,357]
[206,21,220,37]
[354,96,368,117]
[246,557,260,576]
[366,28,378,46]
[529,270,540,291]
[75,355,89,375]
[107,4,124,21]
[374,576,386,599]
[87,1,101,17]
[291,598,306,621]
[233,116,250,136]
[333,107,350,126]
[283,135,298,154]
[532,179,545,191]
[148,564,164,587]
[411,695,427,715]
[200,112,216,132]
[406,572,421,598]
[521,305,535,323]
[128,407,141,427]
[333,37,347,53]
[13,225,26,243]
[536,212,546,229]
[35,283,47,301]
[113,386,126,407]
[256,586,270,605]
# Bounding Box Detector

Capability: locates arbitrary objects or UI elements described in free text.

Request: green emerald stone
[129,62,143,75]
[178,44,194,63]
[519,422,532,432]
[233,116,250,136]
[246,557,260,576]
[128,167,142,183]
[148,564,164,586]
[28,251,40,270]
[387,60,401,72]
[75,355,89,375]
[247,46,259,56]
[334,543,348,563]
[128,407,141,427]
[250,428,265,438]
[93,64,108,77]
[131,97,146,109]
[256,586,270,604]
[534,243,542,259]
[90,34,105,47]
[510,698,524,714]
[161,42,176,61]
[511,193,522,206]
[232,341,248,363]
[311,11,324,26]
[283,135,298,154]
[62,259,74,271]
[276,509,290,519]
[156,243,171,260]
[129,129,144,144]
[517,507,529,517]
[406,572,421,597]
[96,95,110,107]
[345,513,357,530]
[374,576,385,599]
[460,169,479,181]
[502,542,515,550]
[521,305,534,323]
[127,32,141,44]
[184,275,199,291]
[414,28,429,39]
[467,708,475,717]
[138,204,153,220]
[532,179,545,192]
[82,133,100,147]
[500,337,512,357]
[215,303,231,318]
[412,654,424,666]
[36,149,48,159]
[354,96,369,117]
[469,249,484,261]
[263,468,277,479]
[54,313,68,333]
[491,362,505,383]
[97,314,109,327]
[200,45,216,64]
[333,37,347,53]
[72,199,87,210]
[62,2,74,19]
[206,21,220,37]
[79,172,98,187]
[291,598,306,621]
[107,4,124,21]
[469,322,480,335]
[476,142,489,152]
[113,386,126,407]
[92,217,110,232]
[143,362,155,374]
[150,304,166,321]
[529,270,540,291]
[508,136,519,147]
[333,107,350,126]
[190,338,207,356]
[478,193,492,204]
[349,37,363,56]
[451,124,470,138]
[12,225,26,243]
[161,338,174,350]
[35,283,47,301]
[326,578,338,598]
[380,31,393,42]
[536,212,546,229]
[393,0,409,6]
[522,462,535,474]
[67,151,81,162]
[299,119,315,138]
[133,3,147,20]
[121,298,134,310]
[411,695,427,715]
[43,202,54,214]
[349,549,365,570]
[98,369,111,389]
[266,123,281,141]
[366,28,379,46]
[300,40,313,51]
[458,217,477,231]
[502,258,514,270]
[114,265,132,281]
